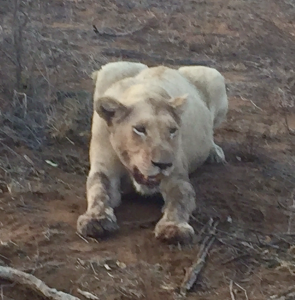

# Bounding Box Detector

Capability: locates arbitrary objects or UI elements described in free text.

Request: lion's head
[95,86,187,188]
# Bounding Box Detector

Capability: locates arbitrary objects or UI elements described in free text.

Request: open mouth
[132,167,162,187]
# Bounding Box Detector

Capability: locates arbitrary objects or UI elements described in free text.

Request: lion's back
[135,66,199,99]
[93,61,148,100]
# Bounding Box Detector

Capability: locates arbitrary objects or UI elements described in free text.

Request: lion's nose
[151,161,172,170]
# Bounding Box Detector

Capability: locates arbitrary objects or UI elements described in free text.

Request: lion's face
[95,95,186,187]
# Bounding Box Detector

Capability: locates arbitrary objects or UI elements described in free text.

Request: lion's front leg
[77,169,121,238]
[155,176,196,244]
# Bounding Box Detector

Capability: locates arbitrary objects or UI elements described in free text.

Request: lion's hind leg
[179,66,228,164]
[178,65,228,129]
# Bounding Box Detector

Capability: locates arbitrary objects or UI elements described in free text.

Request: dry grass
[0,0,97,188]
[0,1,97,151]
[46,92,92,141]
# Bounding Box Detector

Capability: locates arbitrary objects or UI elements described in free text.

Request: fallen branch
[180,218,219,296]
[92,16,157,38]
[93,24,145,37]
[0,266,81,300]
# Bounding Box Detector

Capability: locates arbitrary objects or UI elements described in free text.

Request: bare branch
[180,219,219,296]
[0,266,81,300]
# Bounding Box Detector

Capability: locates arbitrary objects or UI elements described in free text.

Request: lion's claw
[77,212,119,238]
[155,220,194,244]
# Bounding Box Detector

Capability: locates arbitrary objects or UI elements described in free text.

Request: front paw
[77,209,119,238]
[154,220,194,244]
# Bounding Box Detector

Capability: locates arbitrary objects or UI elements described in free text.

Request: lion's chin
[132,167,163,188]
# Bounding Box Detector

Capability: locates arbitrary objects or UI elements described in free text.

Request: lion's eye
[133,126,146,136]
[169,127,177,135]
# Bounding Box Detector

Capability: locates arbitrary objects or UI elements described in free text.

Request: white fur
[90,61,228,194]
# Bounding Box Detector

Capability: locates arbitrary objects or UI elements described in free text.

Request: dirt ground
[0,0,295,299]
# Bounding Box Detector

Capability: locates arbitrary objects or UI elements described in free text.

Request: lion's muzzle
[132,167,164,188]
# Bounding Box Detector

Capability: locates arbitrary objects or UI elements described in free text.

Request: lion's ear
[94,96,128,126]
[168,94,188,114]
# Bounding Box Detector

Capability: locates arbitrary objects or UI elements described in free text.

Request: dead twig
[0,48,17,66]
[278,200,295,213]
[240,96,263,111]
[77,289,99,300]
[229,280,235,300]
[0,254,10,263]
[234,282,248,300]
[282,108,295,136]
[76,232,89,243]
[93,24,145,37]
[180,218,219,296]
[0,266,81,300]
[194,218,213,242]
[93,16,158,38]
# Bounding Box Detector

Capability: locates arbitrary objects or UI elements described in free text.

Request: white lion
[77,61,228,243]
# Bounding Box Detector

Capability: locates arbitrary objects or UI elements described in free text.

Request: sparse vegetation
[0,0,295,299]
